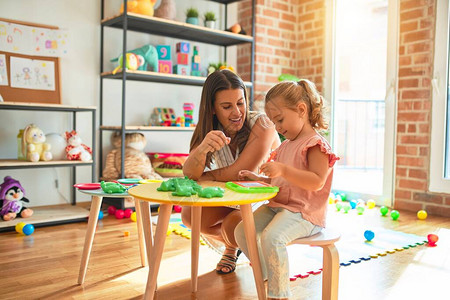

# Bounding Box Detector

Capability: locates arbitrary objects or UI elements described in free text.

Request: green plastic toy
[197,187,225,198]
[225,181,279,194]
[100,181,127,194]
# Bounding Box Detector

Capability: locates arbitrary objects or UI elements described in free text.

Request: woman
[182,69,280,274]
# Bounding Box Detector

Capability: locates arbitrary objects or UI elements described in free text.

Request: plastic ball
[130,212,137,222]
[115,209,125,219]
[107,205,117,215]
[22,224,35,236]
[367,199,376,209]
[417,210,427,220]
[98,211,104,220]
[335,194,342,202]
[173,205,182,213]
[335,203,342,211]
[427,233,439,246]
[380,206,389,216]
[364,230,375,241]
[339,193,347,201]
[343,205,351,213]
[15,222,26,233]
[349,200,358,209]
[356,206,365,215]
[124,208,133,218]
[390,210,400,220]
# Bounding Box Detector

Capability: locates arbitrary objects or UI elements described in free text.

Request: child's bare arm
[238,170,271,183]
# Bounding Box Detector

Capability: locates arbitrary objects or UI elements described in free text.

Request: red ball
[107,205,116,215]
[115,209,125,219]
[427,233,439,246]
[173,205,182,213]
[124,208,133,218]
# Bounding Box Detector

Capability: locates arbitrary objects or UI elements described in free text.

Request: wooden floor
[0,204,449,300]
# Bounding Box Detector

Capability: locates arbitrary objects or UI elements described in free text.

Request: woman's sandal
[216,249,242,275]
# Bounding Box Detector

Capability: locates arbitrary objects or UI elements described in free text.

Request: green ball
[390,210,400,220]
[335,203,342,211]
[339,193,347,201]
[343,205,351,213]
[380,206,389,216]
[357,206,365,215]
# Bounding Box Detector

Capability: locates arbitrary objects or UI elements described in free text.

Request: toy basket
[147,152,189,177]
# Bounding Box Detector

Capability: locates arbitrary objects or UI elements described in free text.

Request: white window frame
[430,0,450,193]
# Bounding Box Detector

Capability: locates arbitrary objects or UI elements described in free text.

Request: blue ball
[349,200,358,209]
[98,211,104,220]
[22,224,35,236]
[364,230,375,241]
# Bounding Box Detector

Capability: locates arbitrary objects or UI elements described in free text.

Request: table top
[128,181,278,206]
[77,188,132,198]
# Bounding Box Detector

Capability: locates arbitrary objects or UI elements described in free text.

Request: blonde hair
[265,79,328,130]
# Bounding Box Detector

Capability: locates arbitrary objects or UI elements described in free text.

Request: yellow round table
[128,181,277,300]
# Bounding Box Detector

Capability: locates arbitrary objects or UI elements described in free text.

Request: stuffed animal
[111,44,159,72]
[102,132,163,181]
[120,0,157,17]
[154,0,176,20]
[0,176,33,221]
[22,124,53,162]
[65,131,92,161]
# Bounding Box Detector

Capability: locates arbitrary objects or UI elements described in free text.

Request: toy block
[176,53,189,65]
[173,64,191,76]
[192,55,201,64]
[191,62,200,71]
[191,70,202,77]
[193,46,199,55]
[154,107,176,124]
[176,42,190,54]
[158,60,172,74]
[156,45,171,60]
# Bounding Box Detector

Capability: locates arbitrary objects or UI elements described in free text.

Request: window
[430,0,450,193]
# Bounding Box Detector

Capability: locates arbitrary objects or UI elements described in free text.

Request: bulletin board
[0,18,61,104]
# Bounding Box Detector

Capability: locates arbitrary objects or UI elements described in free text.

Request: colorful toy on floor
[380,206,389,216]
[349,199,357,209]
[173,205,182,213]
[115,209,125,219]
[100,181,127,194]
[22,124,53,162]
[390,210,400,220]
[366,199,376,209]
[124,208,133,218]
[364,230,375,241]
[356,206,365,215]
[108,205,116,215]
[417,210,427,220]
[343,204,351,213]
[65,130,92,161]
[15,221,34,235]
[0,176,33,221]
[335,203,342,211]
[130,211,137,222]
[427,234,438,247]
[98,211,104,220]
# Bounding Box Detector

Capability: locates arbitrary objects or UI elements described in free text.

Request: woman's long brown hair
[190,69,251,168]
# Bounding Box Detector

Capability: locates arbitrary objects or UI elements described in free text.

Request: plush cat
[0,176,33,221]
[102,132,163,181]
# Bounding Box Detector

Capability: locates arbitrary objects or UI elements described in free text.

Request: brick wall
[395,0,450,217]
[238,0,449,217]
[237,0,325,110]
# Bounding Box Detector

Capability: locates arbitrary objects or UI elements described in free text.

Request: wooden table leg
[241,204,267,300]
[144,203,172,300]
[78,195,102,284]
[191,206,202,294]
[134,197,148,267]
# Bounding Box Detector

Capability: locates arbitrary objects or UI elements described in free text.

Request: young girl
[234,79,339,299]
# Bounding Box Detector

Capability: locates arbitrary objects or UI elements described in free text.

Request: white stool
[289,228,340,300]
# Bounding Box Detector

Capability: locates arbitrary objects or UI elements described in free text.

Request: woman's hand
[260,161,285,178]
[238,170,259,181]
[197,130,231,154]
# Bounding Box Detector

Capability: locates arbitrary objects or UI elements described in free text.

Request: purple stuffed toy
[0,176,33,221]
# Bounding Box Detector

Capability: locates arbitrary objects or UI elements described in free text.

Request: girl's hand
[238,170,259,181]
[198,130,231,154]
[260,161,285,178]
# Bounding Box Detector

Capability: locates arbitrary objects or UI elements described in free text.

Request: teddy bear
[65,130,92,161]
[120,0,157,17]
[22,124,53,162]
[0,176,33,221]
[102,132,162,181]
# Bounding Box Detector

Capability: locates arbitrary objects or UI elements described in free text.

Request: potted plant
[204,11,217,29]
[186,7,199,25]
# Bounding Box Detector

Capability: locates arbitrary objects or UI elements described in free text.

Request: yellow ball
[328,196,334,204]
[367,199,376,209]
[130,212,137,222]
[15,222,26,233]
[417,210,427,220]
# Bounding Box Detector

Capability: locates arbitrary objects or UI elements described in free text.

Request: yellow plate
[139,179,163,184]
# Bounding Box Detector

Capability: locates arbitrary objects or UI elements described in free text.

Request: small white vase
[205,20,215,29]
